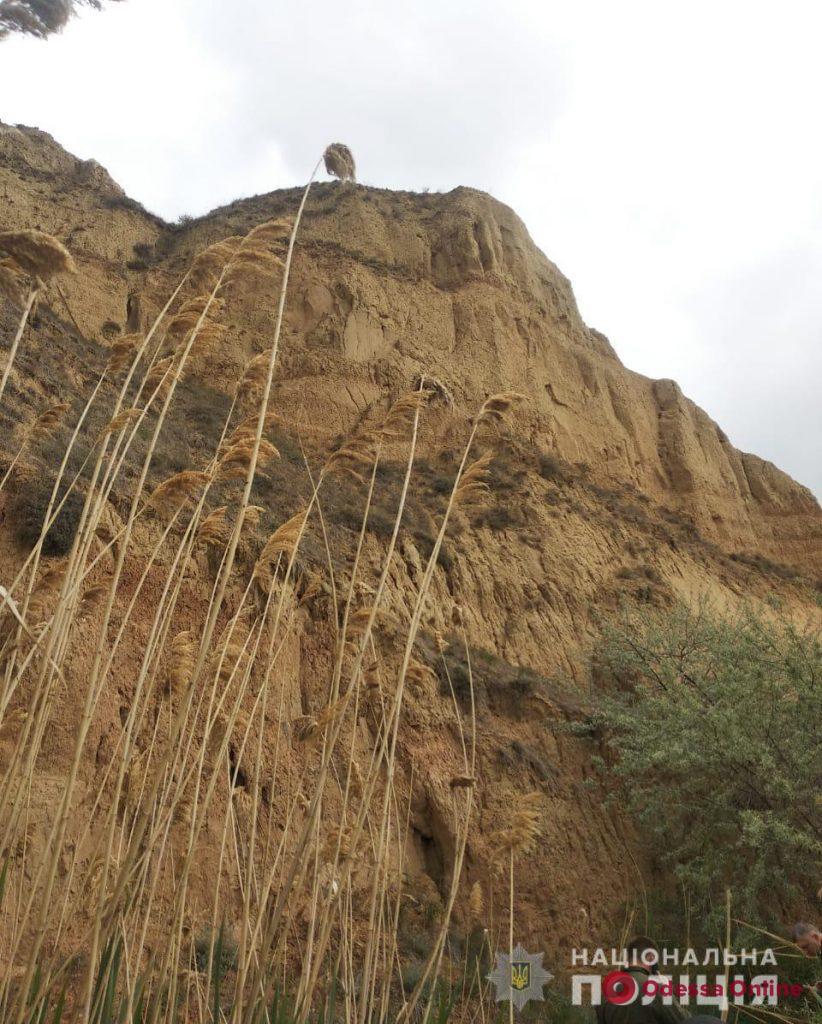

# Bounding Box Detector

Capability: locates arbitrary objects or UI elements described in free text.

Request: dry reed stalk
[0,231,77,406]
[150,602,266,1013]
[330,394,517,1024]
[186,155,336,875]
[7,255,229,1023]
[79,487,223,1002]
[280,389,429,1018]
[0,286,39,406]
[394,634,478,1024]
[6,242,191,614]
[15,499,194,961]
[3,144,511,1024]
[2,352,183,999]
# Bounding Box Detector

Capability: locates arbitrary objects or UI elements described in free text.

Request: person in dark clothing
[600,936,686,1024]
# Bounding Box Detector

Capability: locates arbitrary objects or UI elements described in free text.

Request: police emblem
[488,944,553,1011]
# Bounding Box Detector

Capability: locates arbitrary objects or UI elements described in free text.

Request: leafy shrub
[590,601,821,930]
[14,478,85,556]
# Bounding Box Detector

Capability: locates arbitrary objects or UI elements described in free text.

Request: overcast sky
[1,0,820,496]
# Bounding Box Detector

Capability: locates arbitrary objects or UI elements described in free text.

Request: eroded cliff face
[4,121,818,573]
[0,122,819,971]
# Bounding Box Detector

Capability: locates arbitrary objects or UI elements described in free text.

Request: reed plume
[0,257,25,304]
[196,506,229,547]
[147,469,212,516]
[144,355,175,399]
[224,247,285,284]
[224,410,282,448]
[454,451,494,506]
[255,509,307,570]
[191,236,243,283]
[379,390,428,440]
[28,401,69,440]
[237,349,273,400]
[246,219,292,245]
[324,143,357,182]
[490,791,542,855]
[476,390,525,426]
[0,230,77,406]
[325,434,376,483]
[0,229,77,281]
[469,880,484,923]
[217,438,280,480]
[168,630,197,695]
[106,333,140,374]
[99,407,142,438]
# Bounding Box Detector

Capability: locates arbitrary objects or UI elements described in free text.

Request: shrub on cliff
[13,476,84,556]
[589,601,821,929]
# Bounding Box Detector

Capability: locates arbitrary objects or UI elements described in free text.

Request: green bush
[590,601,821,930]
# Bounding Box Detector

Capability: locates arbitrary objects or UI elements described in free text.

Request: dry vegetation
[0,146,547,1023]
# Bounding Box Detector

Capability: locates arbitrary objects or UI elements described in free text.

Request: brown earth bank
[0,122,819,1007]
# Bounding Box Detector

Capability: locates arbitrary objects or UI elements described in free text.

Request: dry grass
[0,143,539,1022]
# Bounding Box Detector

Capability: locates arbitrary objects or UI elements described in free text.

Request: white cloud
[1,0,819,494]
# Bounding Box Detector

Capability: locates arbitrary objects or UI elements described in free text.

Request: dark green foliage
[590,601,822,930]
[13,478,85,556]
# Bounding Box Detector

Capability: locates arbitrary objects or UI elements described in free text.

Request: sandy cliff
[0,122,819,975]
